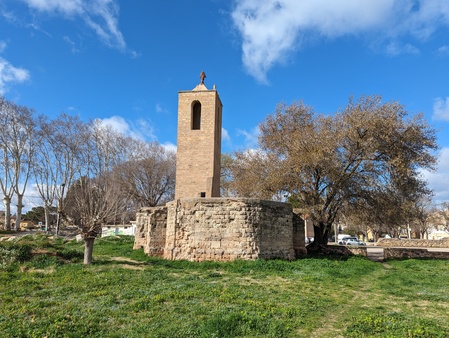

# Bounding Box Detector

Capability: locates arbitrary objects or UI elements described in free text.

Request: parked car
[345,238,366,246]
[337,234,351,244]
[339,236,357,245]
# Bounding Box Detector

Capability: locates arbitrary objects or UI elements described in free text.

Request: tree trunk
[84,237,95,264]
[44,206,51,232]
[3,196,11,230]
[15,194,24,231]
[313,225,324,245]
[307,222,329,252]
[314,222,330,244]
[56,207,62,236]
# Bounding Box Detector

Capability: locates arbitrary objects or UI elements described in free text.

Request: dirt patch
[20,266,56,274]
[110,256,146,270]
[110,257,142,264]
[120,264,145,271]
[31,248,54,255]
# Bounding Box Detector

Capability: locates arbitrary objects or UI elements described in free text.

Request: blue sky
[1,0,449,206]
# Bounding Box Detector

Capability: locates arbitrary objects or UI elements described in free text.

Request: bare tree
[114,140,176,208]
[33,113,86,233]
[409,198,434,239]
[64,120,132,264]
[434,202,449,231]
[0,98,15,230]
[0,149,14,230]
[0,97,38,231]
[220,153,237,197]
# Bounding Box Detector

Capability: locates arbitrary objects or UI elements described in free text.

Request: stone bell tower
[175,71,222,199]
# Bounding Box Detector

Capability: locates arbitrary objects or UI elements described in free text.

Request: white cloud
[20,0,131,52]
[237,126,260,148]
[98,116,156,141]
[63,36,80,54]
[135,118,156,141]
[83,0,125,50]
[0,41,7,53]
[232,0,449,82]
[0,51,30,95]
[222,127,230,142]
[23,0,83,16]
[437,45,449,56]
[433,97,449,121]
[18,184,44,212]
[155,103,168,114]
[161,142,177,154]
[1,9,18,24]
[99,115,130,133]
[421,147,449,203]
[385,42,420,56]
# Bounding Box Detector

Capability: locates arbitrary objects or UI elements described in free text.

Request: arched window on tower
[192,101,201,130]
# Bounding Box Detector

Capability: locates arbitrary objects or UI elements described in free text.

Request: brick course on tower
[175,81,222,199]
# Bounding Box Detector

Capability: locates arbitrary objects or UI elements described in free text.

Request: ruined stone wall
[383,248,449,259]
[164,198,298,261]
[134,198,305,262]
[377,238,449,248]
[292,211,307,257]
[133,206,167,256]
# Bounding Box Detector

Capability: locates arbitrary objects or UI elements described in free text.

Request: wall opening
[200,192,206,198]
[192,101,201,130]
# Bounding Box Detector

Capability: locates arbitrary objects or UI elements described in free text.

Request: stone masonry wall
[377,237,449,248]
[383,248,449,259]
[134,198,305,262]
[164,198,298,261]
[133,206,167,256]
[292,211,307,257]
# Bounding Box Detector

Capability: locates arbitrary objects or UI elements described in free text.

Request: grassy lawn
[1,235,449,337]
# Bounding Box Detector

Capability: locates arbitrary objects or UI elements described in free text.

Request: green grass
[1,235,449,337]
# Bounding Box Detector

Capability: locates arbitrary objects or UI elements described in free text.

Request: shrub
[26,254,61,269]
[0,243,32,269]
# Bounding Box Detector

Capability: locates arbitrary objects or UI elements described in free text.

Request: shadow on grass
[304,244,360,261]
[92,258,150,267]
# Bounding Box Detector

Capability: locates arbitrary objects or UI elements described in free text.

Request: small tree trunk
[44,206,51,232]
[313,225,324,245]
[15,194,24,231]
[3,196,11,230]
[56,209,62,236]
[84,237,95,264]
[313,222,330,244]
[307,223,329,252]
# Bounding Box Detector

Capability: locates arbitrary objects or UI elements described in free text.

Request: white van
[337,234,352,244]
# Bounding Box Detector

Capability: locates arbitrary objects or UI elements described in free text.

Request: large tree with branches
[64,120,133,264]
[0,97,39,230]
[230,95,438,249]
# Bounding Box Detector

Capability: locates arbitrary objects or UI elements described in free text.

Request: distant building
[20,220,36,231]
[429,230,449,240]
[102,223,136,237]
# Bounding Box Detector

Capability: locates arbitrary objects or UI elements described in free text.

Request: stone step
[366,247,384,262]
